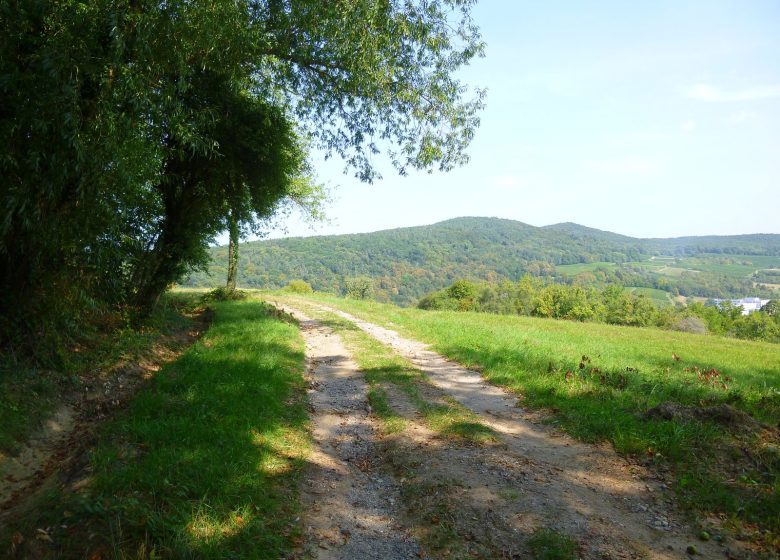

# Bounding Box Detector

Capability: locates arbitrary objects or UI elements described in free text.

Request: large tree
[0,0,483,355]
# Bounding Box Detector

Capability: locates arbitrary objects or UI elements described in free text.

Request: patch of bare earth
[284,308,421,559]
[0,307,212,522]
[302,303,749,560]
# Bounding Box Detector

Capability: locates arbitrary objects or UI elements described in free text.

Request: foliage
[0,291,197,454]
[1,1,484,361]
[201,287,248,302]
[344,276,375,300]
[684,302,780,343]
[420,278,780,343]
[183,217,780,306]
[284,279,314,294]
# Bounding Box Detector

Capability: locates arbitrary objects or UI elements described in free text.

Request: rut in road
[289,308,421,559]
[285,301,734,560]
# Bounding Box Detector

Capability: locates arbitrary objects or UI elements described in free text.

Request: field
[278,292,780,547]
[630,254,780,278]
[624,286,674,306]
[554,262,617,275]
[4,287,780,556]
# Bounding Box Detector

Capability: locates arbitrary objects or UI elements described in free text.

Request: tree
[1,0,484,356]
[226,211,240,294]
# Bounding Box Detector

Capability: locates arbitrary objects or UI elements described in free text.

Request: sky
[262,0,780,241]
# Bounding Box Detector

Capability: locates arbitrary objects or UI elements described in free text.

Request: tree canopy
[0,0,484,360]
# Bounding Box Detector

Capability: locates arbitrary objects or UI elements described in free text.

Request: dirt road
[278,301,735,560]
[291,309,421,559]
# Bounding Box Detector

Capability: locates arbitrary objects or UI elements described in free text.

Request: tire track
[287,308,420,559]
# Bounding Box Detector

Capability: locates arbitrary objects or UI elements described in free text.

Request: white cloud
[681,120,696,132]
[586,158,658,176]
[686,84,780,102]
[729,110,756,124]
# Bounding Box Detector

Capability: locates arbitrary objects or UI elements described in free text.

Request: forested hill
[182,217,780,305]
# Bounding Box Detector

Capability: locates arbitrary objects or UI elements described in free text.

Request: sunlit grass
[3,299,310,559]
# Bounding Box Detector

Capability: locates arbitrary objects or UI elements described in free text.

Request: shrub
[671,316,707,335]
[285,279,314,294]
[344,276,374,300]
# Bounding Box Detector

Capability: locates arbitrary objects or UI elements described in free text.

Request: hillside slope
[183,217,780,305]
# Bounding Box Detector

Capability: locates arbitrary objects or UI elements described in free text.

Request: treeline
[418,278,780,343]
[0,1,483,363]
[184,217,780,305]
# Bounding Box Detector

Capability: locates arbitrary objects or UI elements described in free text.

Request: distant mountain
[183,217,780,305]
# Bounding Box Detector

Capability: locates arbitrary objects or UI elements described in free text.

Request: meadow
[2,299,310,559]
[283,292,780,547]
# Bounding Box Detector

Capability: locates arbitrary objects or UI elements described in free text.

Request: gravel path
[295,302,736,560]
[286,308,421,559]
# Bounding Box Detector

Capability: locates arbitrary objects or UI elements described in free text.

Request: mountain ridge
[184,216,780,305]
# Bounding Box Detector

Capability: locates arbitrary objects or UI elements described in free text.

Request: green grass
[626,254,780,278]
[282,293,780,548]
[624,286,674,306]
[3,299,310,559]
[527,528,578,560]
[0,293,197,456]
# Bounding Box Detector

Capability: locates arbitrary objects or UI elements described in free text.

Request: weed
[527,528,578,560]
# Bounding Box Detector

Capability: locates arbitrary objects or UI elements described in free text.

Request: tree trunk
[226,212,239,293]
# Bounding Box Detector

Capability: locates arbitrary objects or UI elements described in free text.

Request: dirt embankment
[0,308,213,521]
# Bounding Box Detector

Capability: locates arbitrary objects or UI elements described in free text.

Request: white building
[713,297,771,315]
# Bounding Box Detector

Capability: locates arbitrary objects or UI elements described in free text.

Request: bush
[671,316,707,335]
[201,287,247,302]
[285,279,314,294]
[344,276,374,300]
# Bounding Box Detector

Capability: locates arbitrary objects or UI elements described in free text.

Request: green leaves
[1,0,484,357]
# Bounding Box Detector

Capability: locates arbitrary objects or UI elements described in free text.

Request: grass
[527,528,578,560]
[624,286,674,306]
[555,262,617,275]
[0,293,196,457]
[3,299,310,559]
[281,292,780,549]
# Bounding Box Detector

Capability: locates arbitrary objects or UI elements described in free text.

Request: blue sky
[266,0,780,240]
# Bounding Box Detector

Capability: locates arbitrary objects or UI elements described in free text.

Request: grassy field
[626,254,780,279]
[282,292,780,549]
[3,299,310,559]
[624,286,674,306]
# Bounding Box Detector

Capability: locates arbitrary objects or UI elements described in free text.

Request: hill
[183,217,780,305]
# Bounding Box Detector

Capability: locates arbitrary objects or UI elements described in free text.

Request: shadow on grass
[4,301,311,559]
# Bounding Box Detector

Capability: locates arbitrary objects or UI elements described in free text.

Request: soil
[645,402,766,431]
[288,309,421,559]
[0,307,213,521]
[278,301,753,560]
